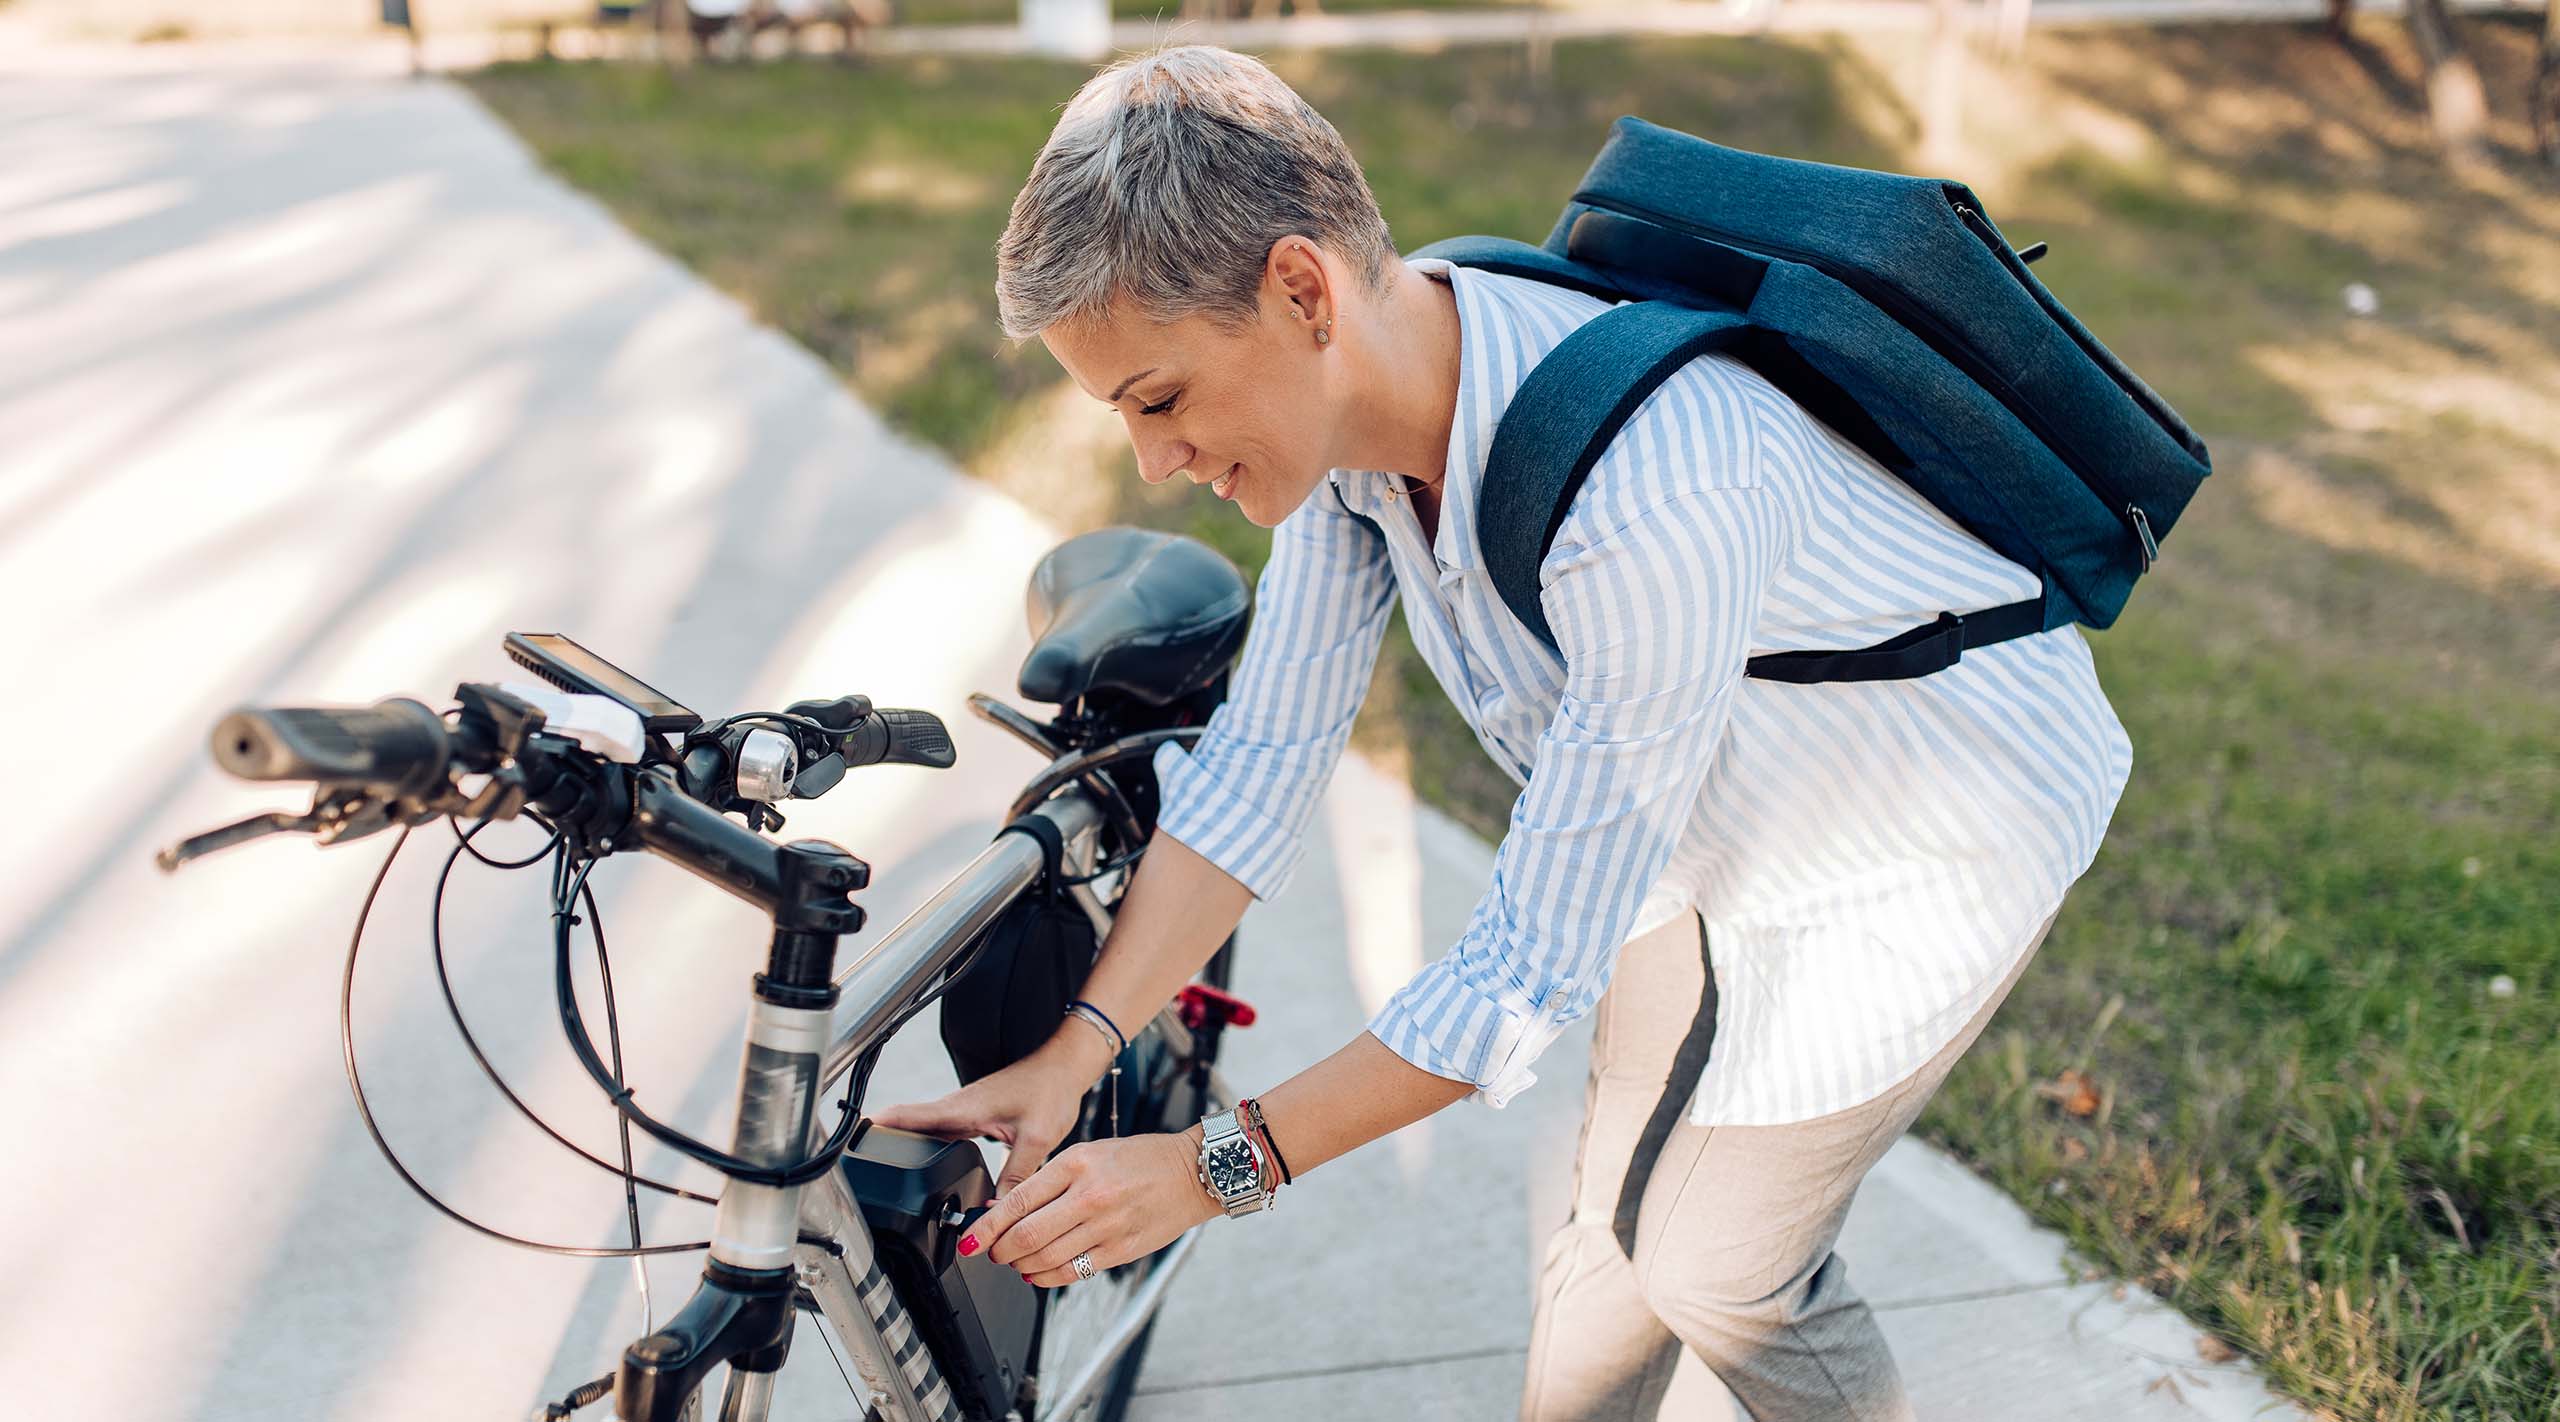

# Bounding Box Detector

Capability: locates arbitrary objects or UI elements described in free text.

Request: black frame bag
[938,816,1100,1086]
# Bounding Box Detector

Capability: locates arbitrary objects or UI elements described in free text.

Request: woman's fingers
[987,1199,1077,1273]
[1015,1221,1113,1289]
[983,1166,1088,1269]
[867,1092,994,1141]
[960,1152,1075,1263]
[994,1138,1051,1195]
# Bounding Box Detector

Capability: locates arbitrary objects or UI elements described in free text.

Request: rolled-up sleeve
[1151,480,1397,901]
[1364,436,1789,1104]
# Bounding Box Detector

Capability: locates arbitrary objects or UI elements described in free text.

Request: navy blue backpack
[1402,116,2212,684]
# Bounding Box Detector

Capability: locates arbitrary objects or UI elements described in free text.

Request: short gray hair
[995,44,1398,343]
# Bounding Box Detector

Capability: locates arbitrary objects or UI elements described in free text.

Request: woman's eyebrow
[1106,368,1159,403]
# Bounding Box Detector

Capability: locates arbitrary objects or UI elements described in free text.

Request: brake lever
[314,792,400,848]
[153,787,411,872]
[155,808,331,872]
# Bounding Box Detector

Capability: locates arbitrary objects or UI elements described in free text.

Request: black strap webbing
[1741,593,2047,684]
[994,813,1067,896]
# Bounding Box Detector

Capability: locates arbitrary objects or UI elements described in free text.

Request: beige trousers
[1518,908,2053,1422]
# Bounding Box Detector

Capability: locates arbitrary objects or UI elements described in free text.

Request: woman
[873,43,2130,1421]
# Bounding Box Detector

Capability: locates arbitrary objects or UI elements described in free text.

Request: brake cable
[339,826,713,1259]
[449,808,562,870]
[554,835,659,1334]
[431,819,719,1206]
[552,854,868,1189]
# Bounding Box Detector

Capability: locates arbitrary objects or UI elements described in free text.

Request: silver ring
[1071,1252,1096,1281]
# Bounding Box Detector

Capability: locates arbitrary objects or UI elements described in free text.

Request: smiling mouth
[1211,463,1240,498]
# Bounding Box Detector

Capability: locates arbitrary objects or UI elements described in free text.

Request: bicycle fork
[613,925,838,1422]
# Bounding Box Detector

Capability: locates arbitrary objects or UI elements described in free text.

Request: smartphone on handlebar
[503,632,704,734]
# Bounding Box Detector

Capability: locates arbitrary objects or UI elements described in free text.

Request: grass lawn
[467,19,2560,1419]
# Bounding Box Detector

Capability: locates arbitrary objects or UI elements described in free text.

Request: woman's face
[1041,245,1341,529]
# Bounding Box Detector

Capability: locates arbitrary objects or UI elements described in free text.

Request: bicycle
[155,526,1258,1422]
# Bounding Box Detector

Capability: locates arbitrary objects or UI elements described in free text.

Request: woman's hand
[958,1128,1218,1288]
[869,1052,1092,1194]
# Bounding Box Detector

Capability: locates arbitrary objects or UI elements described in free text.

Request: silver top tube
[818,789,1104,1092]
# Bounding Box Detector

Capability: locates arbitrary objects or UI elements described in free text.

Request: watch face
[1206,1138,1260,1195]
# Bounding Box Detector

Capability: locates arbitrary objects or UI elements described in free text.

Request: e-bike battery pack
[839,1127,1040,1419]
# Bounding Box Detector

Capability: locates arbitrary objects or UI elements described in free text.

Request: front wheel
[1026,930,1236,1419]
[1086,1313,1157,1422]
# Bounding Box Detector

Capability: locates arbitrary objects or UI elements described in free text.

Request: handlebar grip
[840,708,955,770]
[209,698,451,795]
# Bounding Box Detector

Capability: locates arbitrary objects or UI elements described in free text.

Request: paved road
[0,51,2305,1422]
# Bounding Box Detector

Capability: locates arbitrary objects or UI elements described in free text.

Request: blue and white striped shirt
[1151,255,2133,1126]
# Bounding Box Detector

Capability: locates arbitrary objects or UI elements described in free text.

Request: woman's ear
[1265,236,1331,327]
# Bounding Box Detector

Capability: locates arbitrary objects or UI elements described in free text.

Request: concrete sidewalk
[0,50,2305,1422]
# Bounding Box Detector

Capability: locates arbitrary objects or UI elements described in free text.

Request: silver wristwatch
[1195,1107,1275,1217]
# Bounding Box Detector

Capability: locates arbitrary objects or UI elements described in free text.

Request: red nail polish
[958,1234,979,1257]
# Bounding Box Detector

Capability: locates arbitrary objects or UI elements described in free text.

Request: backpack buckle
[1912,611,1967,675]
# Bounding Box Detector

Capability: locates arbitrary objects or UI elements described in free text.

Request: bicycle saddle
[1019,527,1251,706]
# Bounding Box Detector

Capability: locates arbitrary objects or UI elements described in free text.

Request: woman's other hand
[957,1128,1218,1287]
[870,1050,1093,1194]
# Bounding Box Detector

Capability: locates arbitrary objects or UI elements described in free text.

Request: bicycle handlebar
[161,668,961,878]
[211,699,454,796]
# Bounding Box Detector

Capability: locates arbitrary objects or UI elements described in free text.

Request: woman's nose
[1139,437,1197,485]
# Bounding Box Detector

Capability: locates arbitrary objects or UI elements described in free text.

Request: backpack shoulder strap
[1476,296,2050,682]
[1408,235,1628,302]
[1476,299,1753,651]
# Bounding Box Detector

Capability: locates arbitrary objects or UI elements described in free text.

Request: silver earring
[1316,316,1332,347]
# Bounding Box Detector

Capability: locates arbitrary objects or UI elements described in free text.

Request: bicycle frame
[662,782,1223,1422]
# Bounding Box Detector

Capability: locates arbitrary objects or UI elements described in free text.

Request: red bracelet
[1237,1096,1294,1188]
